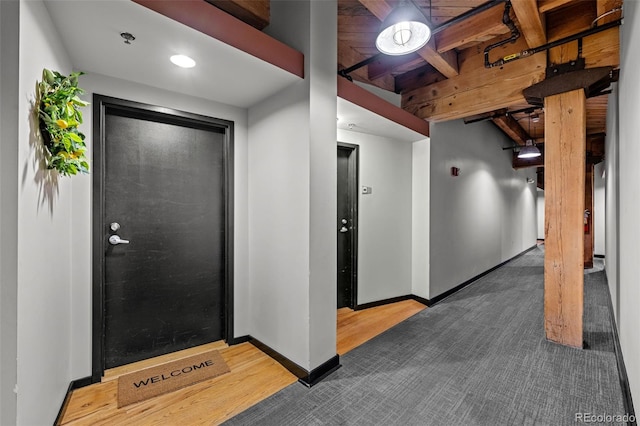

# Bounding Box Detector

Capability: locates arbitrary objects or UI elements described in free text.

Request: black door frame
[91,94,234,383]
[337,142,359,309]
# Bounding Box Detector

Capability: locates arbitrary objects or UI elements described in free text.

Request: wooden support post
[544,88,586,348]
[584,164,594,269]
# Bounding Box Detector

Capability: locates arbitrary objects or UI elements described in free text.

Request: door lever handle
[109,235,130,245]
[339,226,348,233]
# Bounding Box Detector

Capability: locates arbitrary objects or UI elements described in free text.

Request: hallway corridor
[227,247,629,425]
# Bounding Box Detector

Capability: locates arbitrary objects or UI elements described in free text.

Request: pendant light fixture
[518,139,542,158]
[375,0,431,56]
[518,113,542,159]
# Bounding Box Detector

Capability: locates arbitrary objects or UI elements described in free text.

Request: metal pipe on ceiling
[484,18,623,68]
[483,1,520,68]
[338,54,383,82]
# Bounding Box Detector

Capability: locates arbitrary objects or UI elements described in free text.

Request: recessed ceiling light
[170,54,196,68]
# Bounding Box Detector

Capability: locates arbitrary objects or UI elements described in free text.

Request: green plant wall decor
[38,68,90,176]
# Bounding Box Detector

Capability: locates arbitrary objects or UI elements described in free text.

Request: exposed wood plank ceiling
[206,0,622,167]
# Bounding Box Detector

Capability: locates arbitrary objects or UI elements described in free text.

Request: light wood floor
[58,342,297,425]
[59,299,426,425]
[337,299,426,355]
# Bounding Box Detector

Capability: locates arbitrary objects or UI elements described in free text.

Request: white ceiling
[337,97,428,143]
[45,0,301,108]
[45,0,425,141]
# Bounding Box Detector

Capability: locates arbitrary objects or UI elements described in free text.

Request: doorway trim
[337,142,359,309]
[91,95,234,383]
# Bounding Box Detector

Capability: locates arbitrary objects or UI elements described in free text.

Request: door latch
[109,235,130,245]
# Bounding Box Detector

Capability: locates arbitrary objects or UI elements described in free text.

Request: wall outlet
[362,186,372,194]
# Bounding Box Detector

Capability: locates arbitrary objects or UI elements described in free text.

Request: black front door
[93,96,233,373]
[337,144,358,309]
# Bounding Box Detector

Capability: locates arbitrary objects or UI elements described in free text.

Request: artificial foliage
[38,68,90,176]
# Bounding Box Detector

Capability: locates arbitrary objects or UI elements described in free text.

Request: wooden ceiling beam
[511,0,546,48]
[338,14,380,34]
[402,37,546,122]
[597,0,623,25]
[547,0,595,41]
[538,0,575,14]
[401,24,619,122]
[583,27,620,68]
[394,64,447,94]
[402,70,543,122]
[463,108,508,124]
[205,0,269,30]
[434,4,509,53]
[339,47,395,91]
[367,53,423,81]
[338,48,371,83]
[356,0,393,20]
[492,114,530,146]
[417,41,459,78]
[356,0,459,78]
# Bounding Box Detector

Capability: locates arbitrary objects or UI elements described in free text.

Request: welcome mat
[117,349,230,407]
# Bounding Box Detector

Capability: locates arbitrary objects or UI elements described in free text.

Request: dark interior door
[337,145,357,308]
[103,108,226,369]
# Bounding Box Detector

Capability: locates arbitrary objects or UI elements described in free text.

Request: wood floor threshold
[337,299,426,355]
[102,340,229,382]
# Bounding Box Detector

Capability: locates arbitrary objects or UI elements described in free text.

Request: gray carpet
[226,247,628,425]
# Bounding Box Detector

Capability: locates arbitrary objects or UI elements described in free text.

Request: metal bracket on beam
[523,66,615,105]
[546,58,585,79]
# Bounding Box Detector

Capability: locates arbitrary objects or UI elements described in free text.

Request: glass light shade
[518,142,542,159]
[376,3,431,56]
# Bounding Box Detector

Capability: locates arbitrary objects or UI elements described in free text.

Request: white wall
[0,1,19,424]
[594,162,605,256]
[17,2,75,424]
[337,130,415,305]
[11,3,252,423]
[605,83,619,320]
[412,139,430,299]
[616,0,640,404]
[248,83,311,368]
[307,0,338,370]
[536,189,545,240]
[429,119,537,297]
[249,0,337,371]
